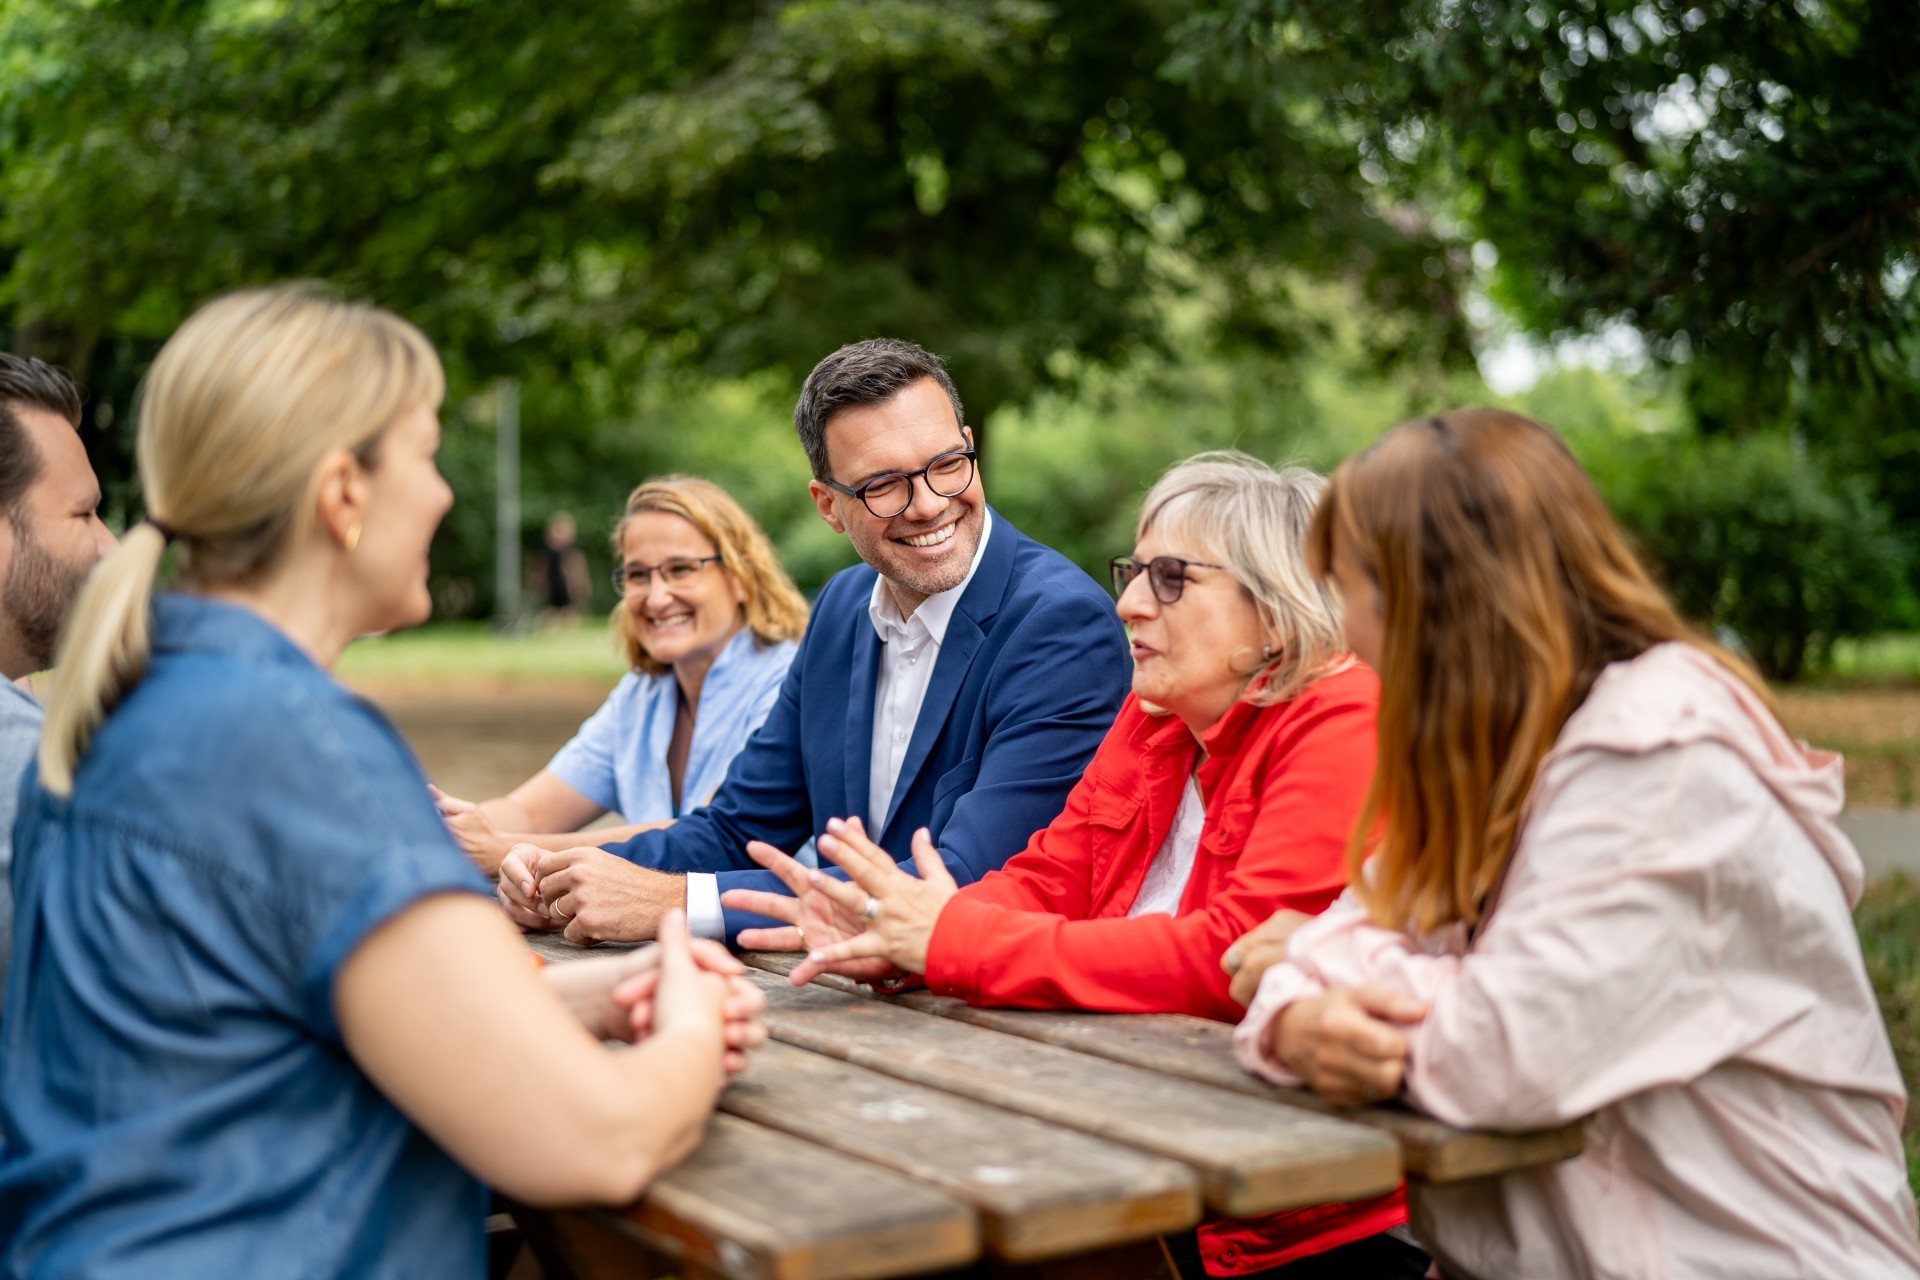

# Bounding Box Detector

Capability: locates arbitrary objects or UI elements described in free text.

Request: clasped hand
[720,816,957,986]
[498,844,683,944]
[545,908,767,1078]
[1271,986,1427,1108]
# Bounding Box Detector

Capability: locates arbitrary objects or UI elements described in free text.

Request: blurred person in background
[737,454,1422,1280]
[535,509,591,626]
[1233,409,1920,1279]
[0,353,116,1018]
[0,286,763,1278]
[434,477,808,876]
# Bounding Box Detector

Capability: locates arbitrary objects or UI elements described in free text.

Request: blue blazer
[601,510,1131,945]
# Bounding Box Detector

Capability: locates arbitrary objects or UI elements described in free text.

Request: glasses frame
[1108,555,1227,605]
[822,446,978,519]
[610,554,724,594]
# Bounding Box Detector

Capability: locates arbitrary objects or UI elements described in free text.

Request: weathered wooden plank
[742,951,1582,1184]
[526,931,639,964]
[725,1041,1199,1261]
[615,1112,979,1280]
[737,969,1400,1218]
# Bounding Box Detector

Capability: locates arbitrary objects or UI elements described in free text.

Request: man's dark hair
[793,338,966,480]
[0,354,83,519]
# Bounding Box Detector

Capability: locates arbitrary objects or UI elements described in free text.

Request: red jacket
[924,666,1405,1275]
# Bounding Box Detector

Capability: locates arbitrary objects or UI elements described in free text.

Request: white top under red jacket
[1237,643,1920,1280]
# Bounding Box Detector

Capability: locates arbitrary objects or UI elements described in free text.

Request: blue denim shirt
[546,627,796,821]
[0,594,493,1279]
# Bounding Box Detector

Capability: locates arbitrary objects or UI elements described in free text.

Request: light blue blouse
[547,627,797,821]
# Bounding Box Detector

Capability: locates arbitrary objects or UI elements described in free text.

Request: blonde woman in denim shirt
[0,286,765,1279]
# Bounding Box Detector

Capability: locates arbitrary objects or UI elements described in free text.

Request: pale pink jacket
[1236,643,1920,1279]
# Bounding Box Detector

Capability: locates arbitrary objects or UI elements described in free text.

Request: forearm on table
[479,797,536,831]
[1233,965,1327,1085]
[504,1024,723,1207]
[1230,906,1445,1087]
[586,1025,725,1200]
[339,898,723,1207]
[614,803,798,872]
[930,900,1238,1017]
[571,819,669,845]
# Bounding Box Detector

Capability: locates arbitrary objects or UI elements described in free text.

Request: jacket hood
[1547,642,1862,904]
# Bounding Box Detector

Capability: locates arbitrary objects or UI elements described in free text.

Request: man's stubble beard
[848,504,980,604]
[5,522,93,673]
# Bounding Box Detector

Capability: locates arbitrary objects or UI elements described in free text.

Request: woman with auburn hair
[0,286,764,1277]
[434,475,808,876]
[735,453,1424,1279]
[1232,409,1920,1278]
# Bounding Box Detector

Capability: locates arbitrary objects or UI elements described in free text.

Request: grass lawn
[348,622,1920,688]
[339,619,628,684]
[1779,635,1920,809]
[1857,875,1920,1191]
[1832,635,1920,684]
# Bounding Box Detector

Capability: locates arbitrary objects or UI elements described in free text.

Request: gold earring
[345,523,362,552]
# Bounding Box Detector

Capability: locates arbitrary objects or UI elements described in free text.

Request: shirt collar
[0,678,42,711]
[866,508,995,647]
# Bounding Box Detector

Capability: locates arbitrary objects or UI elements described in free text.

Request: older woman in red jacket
[726,452,1418,1279]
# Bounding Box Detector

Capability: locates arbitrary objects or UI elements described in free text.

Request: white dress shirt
[1127,773,1205,917]
[686,510,995,939]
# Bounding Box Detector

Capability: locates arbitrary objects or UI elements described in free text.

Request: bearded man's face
[3,519,94,672]
[0,404,115,675]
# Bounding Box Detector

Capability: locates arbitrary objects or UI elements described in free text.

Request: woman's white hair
[1137,450,1349,704]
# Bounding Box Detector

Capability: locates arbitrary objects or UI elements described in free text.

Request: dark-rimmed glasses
[822,447,977,519]
[1108,555,1227,605]
[611,555,723,593]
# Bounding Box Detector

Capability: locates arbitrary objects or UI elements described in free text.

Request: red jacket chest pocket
[1195,790,1255,861]
[1082,787,1147,907]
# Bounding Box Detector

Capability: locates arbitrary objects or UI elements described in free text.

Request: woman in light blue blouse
[434,476,809,875]
[0,286,765,1280]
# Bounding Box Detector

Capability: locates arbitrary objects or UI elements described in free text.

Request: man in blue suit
[499,339,1130,946]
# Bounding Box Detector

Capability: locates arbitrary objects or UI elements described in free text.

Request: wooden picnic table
[514,934,1583,1280]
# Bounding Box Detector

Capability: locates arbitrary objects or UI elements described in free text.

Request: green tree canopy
[0,0,1467,418]
[1180,0,1919,395]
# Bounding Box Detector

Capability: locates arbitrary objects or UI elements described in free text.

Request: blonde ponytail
[38,524,169,796]
[38,283,444,796]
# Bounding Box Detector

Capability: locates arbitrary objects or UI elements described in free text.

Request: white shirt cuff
[685,873,726,941]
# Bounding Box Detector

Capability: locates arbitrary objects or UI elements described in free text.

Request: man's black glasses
[611,555,723,593]
[1109,555,1226,605]
[823,447,977,520]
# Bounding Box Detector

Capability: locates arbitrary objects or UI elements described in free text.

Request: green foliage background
[0,0,1914,677]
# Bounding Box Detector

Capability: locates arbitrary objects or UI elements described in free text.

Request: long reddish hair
[1309,409,1770,933]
